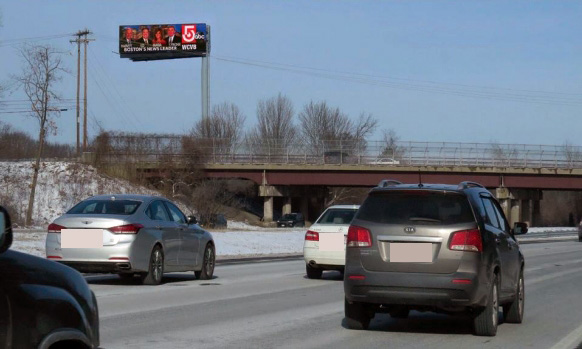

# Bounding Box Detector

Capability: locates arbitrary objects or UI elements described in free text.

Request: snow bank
[0,161,159,226]
[9,226,578,260]
[10,228,307,259]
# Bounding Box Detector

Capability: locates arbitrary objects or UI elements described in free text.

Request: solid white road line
[526,265,582,286]
[550,321,582,349]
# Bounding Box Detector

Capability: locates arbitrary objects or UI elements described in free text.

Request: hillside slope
[0,161,161,226]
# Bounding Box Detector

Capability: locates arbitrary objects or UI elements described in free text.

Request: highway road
[90,240,582,349]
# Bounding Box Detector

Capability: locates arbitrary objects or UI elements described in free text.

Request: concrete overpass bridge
[93,137,582,225]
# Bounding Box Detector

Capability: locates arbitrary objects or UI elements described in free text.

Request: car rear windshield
[356,190,475,225]
[282,214,298,220]
[316,208,358,225]
[67,199,142,215]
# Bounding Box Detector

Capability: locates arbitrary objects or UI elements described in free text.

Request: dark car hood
[0,250,92,302]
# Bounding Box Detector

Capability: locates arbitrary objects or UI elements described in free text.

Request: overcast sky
[1,1,581,146]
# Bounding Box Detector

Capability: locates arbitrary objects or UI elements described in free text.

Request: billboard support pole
[201,55,210,119]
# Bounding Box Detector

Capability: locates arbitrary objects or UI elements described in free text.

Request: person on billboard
[152,29,167,46]
[120,27,137,47]
[137,27,152,46]
[165,26,181,46]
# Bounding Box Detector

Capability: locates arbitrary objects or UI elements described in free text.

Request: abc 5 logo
[181,24,197,43]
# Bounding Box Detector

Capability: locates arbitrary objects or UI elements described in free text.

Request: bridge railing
[95,137,582,169]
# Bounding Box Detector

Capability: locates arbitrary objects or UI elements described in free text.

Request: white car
[369,157,400,165]
[303,205,360,279]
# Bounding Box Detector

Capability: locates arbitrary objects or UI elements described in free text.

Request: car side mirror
[187,215,198,225]
[0,206,13,253]
[513,222,528,235]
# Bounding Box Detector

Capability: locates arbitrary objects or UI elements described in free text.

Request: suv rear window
[67,199,141,215]
[356,191,475,225]
[316,208,358,225]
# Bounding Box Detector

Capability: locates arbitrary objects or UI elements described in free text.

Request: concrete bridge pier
[259,185,326,223]
[259,185,288,222]
[495,188,543,228]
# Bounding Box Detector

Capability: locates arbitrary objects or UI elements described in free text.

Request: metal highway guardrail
[6,138,582,170]
[92,138,582,169]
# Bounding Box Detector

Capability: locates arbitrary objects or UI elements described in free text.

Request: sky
[0,0,581,147]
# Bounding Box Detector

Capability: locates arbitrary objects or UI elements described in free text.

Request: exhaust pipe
[116,263,131,270]
[309,260,317,266]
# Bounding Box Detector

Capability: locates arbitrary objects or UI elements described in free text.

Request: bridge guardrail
[55,137,582,169]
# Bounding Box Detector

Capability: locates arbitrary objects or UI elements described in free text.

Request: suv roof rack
[378,179,403,188]
[458,181,485,190]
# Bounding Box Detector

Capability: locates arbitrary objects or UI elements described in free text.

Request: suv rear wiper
[409,217,441,223]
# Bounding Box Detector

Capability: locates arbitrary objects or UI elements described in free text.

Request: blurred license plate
[319,233,344,251]
[61,229,104,248]
[389,243,432,262]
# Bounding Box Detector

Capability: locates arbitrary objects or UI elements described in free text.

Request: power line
[213,56,582,106]
[0,33,73,48]
[86,60,136,130]
[215,55,582,98]
[88,46,142,128]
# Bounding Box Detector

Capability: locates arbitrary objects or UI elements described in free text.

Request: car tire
[306,264,322,279]
[195,243,215,280]
[473,275,499,336]
[503,270,524,323]
[345,298,372,330]
[141,246,164,285]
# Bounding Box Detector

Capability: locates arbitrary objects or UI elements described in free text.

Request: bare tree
[246,93,297,154]
[298,100,378,155]
[562,141,582,168]
[325,187,369,207]
[190,102,246,155]
[190,179,240,227]
[380,129,406,160]
[12,45,66,226]
[489,142,518,167]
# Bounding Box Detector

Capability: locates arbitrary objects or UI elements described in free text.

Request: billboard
[119,23,209,61]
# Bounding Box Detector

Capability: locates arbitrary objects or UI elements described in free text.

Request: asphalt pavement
[90,240,582,349]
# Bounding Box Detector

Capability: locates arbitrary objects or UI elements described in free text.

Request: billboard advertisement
[119,23,209,61]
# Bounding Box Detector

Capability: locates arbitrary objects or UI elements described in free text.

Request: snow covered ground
[0,161,160,227]
[10,227,307,260]
[9,226,578,260]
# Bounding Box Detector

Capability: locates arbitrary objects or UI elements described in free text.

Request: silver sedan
[45,194,215,285]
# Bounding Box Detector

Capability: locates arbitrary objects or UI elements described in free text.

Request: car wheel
[195,243,215,280]
[579,235,582,242]
[345,298,372,330]
[306,264,322,279]
[473,275,499,336]
[141,246,164,285]
[503,270,524,323]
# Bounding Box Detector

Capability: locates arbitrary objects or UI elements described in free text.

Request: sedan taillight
[108,224,144,234]
[449,229,482,252]
[48,223,65,233]
[347,225,372,247]
[305,230,319,241]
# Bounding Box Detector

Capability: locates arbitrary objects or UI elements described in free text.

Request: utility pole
[70,30,88,156]
[71,29,94,154]
[83,30,94,152]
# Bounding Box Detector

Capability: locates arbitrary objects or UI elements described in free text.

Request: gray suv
[344,180,527,336]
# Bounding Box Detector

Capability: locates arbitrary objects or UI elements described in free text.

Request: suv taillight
[109,224,144,234]
[449,229,482,252]
[305,230,319,241]
[347,225,372,247]
[48,223,65,233]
